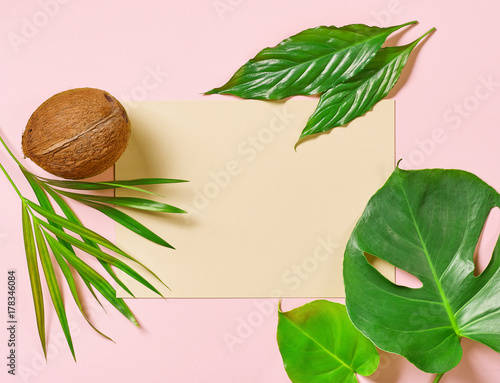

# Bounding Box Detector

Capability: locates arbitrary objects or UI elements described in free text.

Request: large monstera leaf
[344,167,500,374]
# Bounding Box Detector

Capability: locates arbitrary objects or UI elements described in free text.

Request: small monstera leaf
[277,300,379,383]
[344,166,500,374]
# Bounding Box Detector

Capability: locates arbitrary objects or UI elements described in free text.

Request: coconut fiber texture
[22,87,131,179]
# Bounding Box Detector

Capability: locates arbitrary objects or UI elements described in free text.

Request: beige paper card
[115,99,395,298]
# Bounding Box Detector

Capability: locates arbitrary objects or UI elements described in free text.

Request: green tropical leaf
[47,235,113,341]
[25,198,141,259]
[277,300,379,383]
[59,190,186,213]
[344,167,500,374]
[40,177,187,191]
[33,223,75,360]
[22,169,112,340]
[35,219,164,297]
[38,182,136,297]
[45,233,138,326]
[99,262,136,297]
[76,199,175,249]
[299,28,434,140]
[206,21,417,100]
[1,136,181,359]
[26,199,168,292]
[22,169,77,253]
[21,203,46,357]
[26,192,174,250]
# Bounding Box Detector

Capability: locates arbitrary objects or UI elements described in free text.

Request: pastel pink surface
[1,1,500,382]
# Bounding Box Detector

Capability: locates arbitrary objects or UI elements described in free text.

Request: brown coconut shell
[22,88,131,179]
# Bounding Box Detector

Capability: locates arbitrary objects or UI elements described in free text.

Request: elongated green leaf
[38,183,136,297]
[22,170,51,209]
[59,190,186,213]
[344,167,500,374]
[26,196,174,251]
[33,223,75,360]
[98,262,135,297]
[22,169,75,251]
[21,203,46,357]
[22,169,113,339]
[278,300,379,383]
[299,28,434,140]
[40,177,187,190]
[31,211,167,293]
[45,233,138,325]
[206,21,417,99]
[47,234,113,341]
[77,199,175,249]
[36,219,164,297]
[25,199,138,259]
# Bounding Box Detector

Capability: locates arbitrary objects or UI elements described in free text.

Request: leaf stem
[433,373,445,383]
[0,161,24,200]
[0,134,23,168]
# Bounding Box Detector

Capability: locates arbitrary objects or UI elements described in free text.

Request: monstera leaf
[277,300,379,383]
[344,167,500,374]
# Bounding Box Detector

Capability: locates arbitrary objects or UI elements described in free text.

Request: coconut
[22,88,131,179]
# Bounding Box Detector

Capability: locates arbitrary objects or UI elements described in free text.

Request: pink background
[1,1,500,382]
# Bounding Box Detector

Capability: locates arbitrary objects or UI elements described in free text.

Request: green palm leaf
[24,191,169,294]
[47,237,113,341]
[1,134,182,359]
[38,182,136,297]
[35,219,164,297]
[58,190,186,213]
[45,233,138,326]
[21,203,46,357]
[23,170,108,347]
[33,223,75,360]
[40,177,187,191]
[76,199,175,249]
